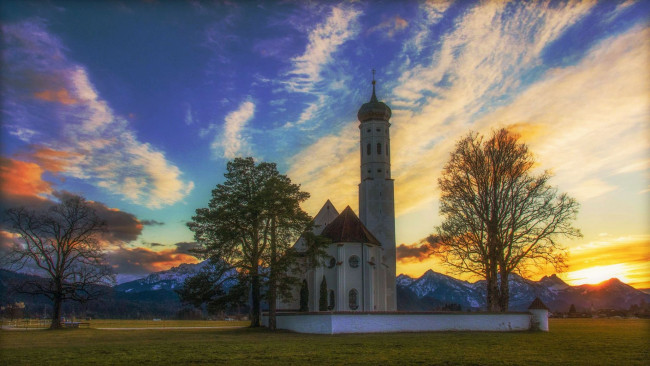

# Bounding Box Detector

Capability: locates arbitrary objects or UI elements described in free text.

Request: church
[268,78,550,333]
[279,77,397,312]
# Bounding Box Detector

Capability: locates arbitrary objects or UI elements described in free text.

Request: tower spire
[371,69,378,102]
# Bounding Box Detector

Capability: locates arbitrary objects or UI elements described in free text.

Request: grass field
[1,318,648,365]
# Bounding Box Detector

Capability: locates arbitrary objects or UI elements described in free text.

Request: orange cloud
[504,122,548,141]
[18,147,81,173]
[107,245,199,275]
[368,16,409,38]
[33,88,78,105]
[0,157,52,198]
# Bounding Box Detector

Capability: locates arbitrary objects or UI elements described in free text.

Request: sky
[1,0,648,287]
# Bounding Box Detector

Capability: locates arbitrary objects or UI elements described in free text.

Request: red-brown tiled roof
[320,206,381,245]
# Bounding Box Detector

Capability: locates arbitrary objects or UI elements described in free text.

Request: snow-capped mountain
[111,261,649,313]
[397,271,650,312]
[114,261,211,293]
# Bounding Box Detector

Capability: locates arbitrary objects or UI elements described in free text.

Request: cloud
[396,235,442,263]
[210,99,255,159]
[476,25,650,201]
[0,159,143,244]
[1,20,194,208]
[33,88,78,105]
[368,16,408,38]
[106,243,199,276]
[285,5,360,93]
[16,147,82,174]
[141,220,165,226]
[0,157,52,200]
[287,124,359,214]
[287,1,648,224]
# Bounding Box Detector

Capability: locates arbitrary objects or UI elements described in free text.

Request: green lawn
[1,318,648,365]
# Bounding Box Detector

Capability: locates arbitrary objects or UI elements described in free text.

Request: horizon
[1,1,648,289]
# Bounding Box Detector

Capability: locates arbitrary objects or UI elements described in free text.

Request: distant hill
[397,271,650,312]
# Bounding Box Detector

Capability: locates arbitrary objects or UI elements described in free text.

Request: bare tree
[435,129,581,311]
[4,196,113,329]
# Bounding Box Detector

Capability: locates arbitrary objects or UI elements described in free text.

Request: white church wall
[264,312,537,334]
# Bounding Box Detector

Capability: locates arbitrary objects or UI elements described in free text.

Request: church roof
[320,206,381,245]
[311,199,339,235]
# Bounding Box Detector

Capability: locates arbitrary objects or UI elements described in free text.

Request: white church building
[278,77,397,312]
[265,78,550,334]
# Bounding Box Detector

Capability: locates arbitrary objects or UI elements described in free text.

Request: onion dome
[357,77,391,122]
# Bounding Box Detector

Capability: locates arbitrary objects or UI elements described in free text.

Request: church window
[367,128,371,133]
[377,143,382,155]
[327,257,336,268]
[328,290,335,310]
[349,289,359,310]
[377,169,382,173]
[367,143,371,155]
[349,255,360,268]
[376,128,380,132]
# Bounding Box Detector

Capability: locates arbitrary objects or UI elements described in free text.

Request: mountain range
[2,262,649,317]
[114,262,649,313]
[397,270,650,312]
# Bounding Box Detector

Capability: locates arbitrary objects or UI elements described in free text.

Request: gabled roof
[293,200,339,251]
[311,199,339,235]
[320,206,381,245]
[528,297,549,310]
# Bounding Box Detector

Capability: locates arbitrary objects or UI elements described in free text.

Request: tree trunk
[486,232,500,312]
[250,271,261,327]
[268,218,277,330]
[486,263,500,312]
[498,269,509,312]
[50,287,63,330]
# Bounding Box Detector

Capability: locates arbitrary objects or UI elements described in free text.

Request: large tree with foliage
[4,196,113,329]
[187,157,312,328]
[435,129,581,312]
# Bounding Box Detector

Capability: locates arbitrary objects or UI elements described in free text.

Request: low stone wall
[262,311,547,334]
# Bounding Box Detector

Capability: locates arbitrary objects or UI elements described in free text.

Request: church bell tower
[357,73,396,311]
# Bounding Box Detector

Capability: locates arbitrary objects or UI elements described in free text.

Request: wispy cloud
[287,1,647,223]
[209,99,255,159]
[1,20,194,208]
[285,5,360,93]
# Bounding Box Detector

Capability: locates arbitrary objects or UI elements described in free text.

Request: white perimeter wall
[262,312,541,334]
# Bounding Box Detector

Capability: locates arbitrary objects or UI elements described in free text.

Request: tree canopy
[435,129,581,311]
[187,157,312,327]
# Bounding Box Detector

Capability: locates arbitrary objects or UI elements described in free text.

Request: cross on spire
[371,69,377,102]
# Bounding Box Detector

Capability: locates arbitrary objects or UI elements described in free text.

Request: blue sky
[1,0,648,286]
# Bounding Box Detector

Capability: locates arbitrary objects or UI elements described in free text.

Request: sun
[564,263,632,286]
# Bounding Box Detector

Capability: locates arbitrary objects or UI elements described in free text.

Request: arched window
[328,290,335,310]
[349,289,359,310]
[377,143,382,155]
[366,143,371,155]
